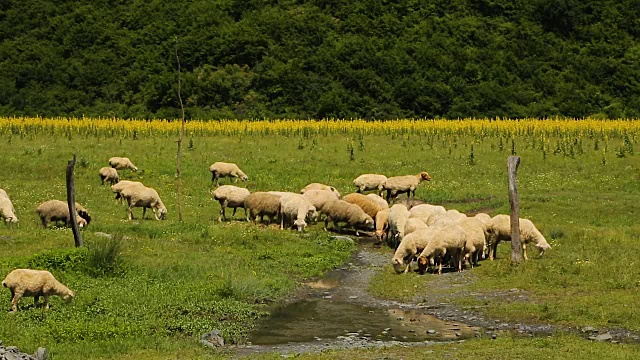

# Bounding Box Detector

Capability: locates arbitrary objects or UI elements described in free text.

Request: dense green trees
[1,0,639,119]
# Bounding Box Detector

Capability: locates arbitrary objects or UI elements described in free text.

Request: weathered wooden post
[507,155,521,264]
[175,36,185,222]
[66,154,83,247]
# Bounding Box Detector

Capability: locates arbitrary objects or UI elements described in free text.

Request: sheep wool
[353,174,387,196]
[111,181,145,204]
[374,208,390,243]
[388,204,411,247]
[209,162,248,187]
[486,214,551,260]
[109,157,138,171]
[457,217,487,268]
[36,200,90,228]
[417,223,467,274]
[3,269,75,312]
[212,185,250,222]
[392,227,439,274]
[323,199,374,236]
[342,193,384,219]
[0,189,18,223]
[121,186,167,220]
[383,172,431,201]
[408,204,446,224]
[245,192,282,224]
[300,183,341,198]
[99,167,120,185]
[404,218,429,237]
[366,194,389,210]
[301,189,340,214]
[280,195,317,231]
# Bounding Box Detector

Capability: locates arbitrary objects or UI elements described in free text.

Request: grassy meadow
[0,118,638,359]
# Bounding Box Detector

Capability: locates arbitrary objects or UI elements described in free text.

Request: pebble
[594,333,613,342]
[582,326,596,333]
[348,296,358,299]
[427,330,436,334]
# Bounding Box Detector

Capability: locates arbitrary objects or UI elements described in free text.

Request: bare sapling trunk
[508,155,521,264]
[66,154,83,247]
[176,37,185,222]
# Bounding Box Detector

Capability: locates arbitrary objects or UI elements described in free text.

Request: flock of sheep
[1,158,551,312]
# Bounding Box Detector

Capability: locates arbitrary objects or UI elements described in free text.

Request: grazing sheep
[353,174,387,196]
[111,180,145,204]
[245,192,282,224]
[458,218,487,268]
[36,200,90,228]
[417,224,467,274]
[473,212,492,226]
[388,204,411,247]
[375,208,390,244]
[0,189,18,223]
[366,194,389,210]
[108,157,138,171]
[427,209,467,227]
[404,218,429,236]
[486,214,551,260]
[300,183,341,198]
[342,193,384,220]
[392,228,439,274]
[395,197,425,210]
[209,162,249,187]
[99,167,120,185]
[2,269,74,312]
[408,204,446,224]
[383,172,431,202]
[121,185,167,220]
[323,199,374,236]
[212,185,250,222]
[280,195,317,231]
[301,189,340,215]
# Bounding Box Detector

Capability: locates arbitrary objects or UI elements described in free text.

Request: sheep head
[417,256,429,273]
[419,172,431,181]
[63,290,75,303]
[293,219,306,232]
[392,258,405,274]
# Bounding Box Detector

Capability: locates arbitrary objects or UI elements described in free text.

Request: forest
[1,0,639,120]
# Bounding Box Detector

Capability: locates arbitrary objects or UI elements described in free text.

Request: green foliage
[85,236,126,278]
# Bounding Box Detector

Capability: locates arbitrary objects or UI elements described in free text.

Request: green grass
[0,130,638,358]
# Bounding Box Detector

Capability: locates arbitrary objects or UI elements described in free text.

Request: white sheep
[36,200,90,228]
[427,209,467,227]
[417,223,467,274]
[280,195,317,231]
[366,194,389,210]
[374,208,390,244]
[388,204,411,247]
[0,189,18,223]
[99,167,120,185]
[383,172,431,201]
[486,214,551,260]
[342,193,384,220]
[209,162,248,187]
[392,227,439,274]
[109,157,138,171]
[212,185,250,222]
[120,185,167,220]
[300,183,341,198]
[244,192,282,224]
[408,204,446,224]
[458,217,487,268]
[353,174,387,196]
[323,199,374,236]
[404,218,429,236]
[111,180,145,204]
[3,269,75,312]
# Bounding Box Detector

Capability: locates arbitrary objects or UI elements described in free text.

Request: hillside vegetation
[1,0,640,119]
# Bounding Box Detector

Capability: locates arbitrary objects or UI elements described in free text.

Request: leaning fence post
[66,154,83,247]
[508,155,521,264]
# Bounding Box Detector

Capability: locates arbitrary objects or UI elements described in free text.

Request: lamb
[244,192,282,224]
[486,214,551,260]
[417,224,467,274]
[342,193,384,220]
[108,157,138,171]
[353,174,387,196]
[458,218,487,268]
[388,204,411,247]
[120,185,167,220]
[300,183,341,198]
[111,180,145,204]
[366,194,389,210]
[375,208,390,243]
[383,172,431,202]
[209,162,248,187]
[212,185,250,222]
[323,199,374,236]
[0,189,18,223]
[392,228,439,274]
[2,269,75,312]
[408,204,446,224]
[280,195,317,231]
[395,197,425,210]
[36,200,91,228]
[301,189,340,214]
[404,218,429,236]
[99,167,120,185]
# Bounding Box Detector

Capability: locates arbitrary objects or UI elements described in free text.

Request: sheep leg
[142,207,147,219]
[44,295,50,309]
[404,258,412,273]
[280,214,285,230]
[219,204,226,222]
[232,207,237,219]
[438,259,443,275]
[523,243,528,261]
[324,217,330,231]
[10,290,22,312]
[34,295,40,307]
[100,176,105,185]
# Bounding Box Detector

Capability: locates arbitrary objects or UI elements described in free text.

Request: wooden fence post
[66,154,83,247]
[508,155,521,264]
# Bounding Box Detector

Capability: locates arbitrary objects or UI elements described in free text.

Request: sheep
[2,269,74,312]
[244,192,282,225]
[473,212,492,226]
[209,162,248,187]
[342,193,384,220]
[417,224,467,274]
[392,228,439,274]
[408,204,446,224]
[486,214,551,260]
[427,209,467,227]
[458,218,487,268]
[0,189,18,224]
[36,200,91,228]
[366,194,389,210]
[383,172,431,202]
[404,218,429,236]
[120,185,167,220]
[323,199,374,236]
[212,185,250,222]
[108,157,138,171]
[99,167,120,185]
[300,183,341,198]
[353,174,387,196]
[375,208,390,244]
[111,180,145,204]
[301,189,340,214]
[280,195,317,231]
[388,204,411,247]
[395,197,425,210]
